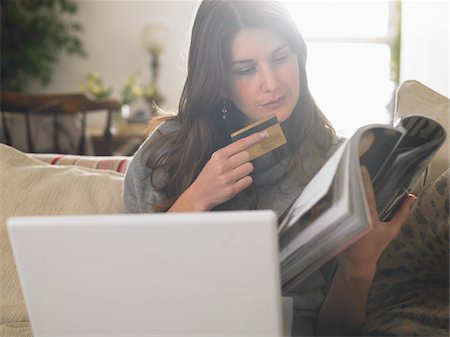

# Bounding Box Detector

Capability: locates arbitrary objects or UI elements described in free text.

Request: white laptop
[8,210,291,337]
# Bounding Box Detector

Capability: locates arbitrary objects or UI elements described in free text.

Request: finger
[389,193,417,227]
[216,162,253,187]
[208,150,252,177]
[226,150,253,170]
[228,162,254,183]
[360,165,378,223]
[233,175,253,193]
[380,194,416,239]
[219,131,268,158]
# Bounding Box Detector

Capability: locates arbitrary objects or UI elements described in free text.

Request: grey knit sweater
[123,120,342,336]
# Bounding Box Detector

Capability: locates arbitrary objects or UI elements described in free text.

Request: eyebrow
[229,44,290,66]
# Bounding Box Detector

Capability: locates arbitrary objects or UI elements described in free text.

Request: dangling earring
[221,99,228,120]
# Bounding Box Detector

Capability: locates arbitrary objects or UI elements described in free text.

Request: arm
[168,131,268,212]
[316,166,416,336]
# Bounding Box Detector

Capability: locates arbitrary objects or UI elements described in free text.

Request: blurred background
[0,0,448,155]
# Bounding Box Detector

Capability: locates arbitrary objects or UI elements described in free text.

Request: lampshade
[141,24,169,54]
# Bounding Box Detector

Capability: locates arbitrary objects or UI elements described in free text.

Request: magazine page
[278,122,384,235]
[279,124,403,290]
[358,126,404,182]
[372,115,446,220]
[280,131,372,292]
[279,148,350,261]
[278,115,445,290]
[280,146,353,290]
[277,139,349,234]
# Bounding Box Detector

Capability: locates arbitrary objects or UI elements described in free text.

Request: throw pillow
[0,144,125,337]
[361,169,449,336]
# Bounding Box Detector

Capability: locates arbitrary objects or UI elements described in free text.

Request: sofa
[361,168,449,336]
[0,144,449,337]
[0,80,448,337]
[0,145,130,337]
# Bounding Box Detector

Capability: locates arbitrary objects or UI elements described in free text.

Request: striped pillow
[30,153,131,174]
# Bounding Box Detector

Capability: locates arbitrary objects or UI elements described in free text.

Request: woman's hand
[168,131,268,212]
[317,165,416,336]
[338,165,417,281]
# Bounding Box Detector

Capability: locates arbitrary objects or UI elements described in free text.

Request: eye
[272,54,291,66]
[235,66,256,77]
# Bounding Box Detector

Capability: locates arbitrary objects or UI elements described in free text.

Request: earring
[221,99,228,120]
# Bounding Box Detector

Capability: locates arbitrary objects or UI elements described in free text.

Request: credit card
[230,116,287,160]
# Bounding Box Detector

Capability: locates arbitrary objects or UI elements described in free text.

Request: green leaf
[0,0,86,91]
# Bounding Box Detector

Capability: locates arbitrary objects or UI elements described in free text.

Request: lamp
[141,24,169,112]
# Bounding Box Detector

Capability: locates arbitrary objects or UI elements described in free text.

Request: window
[286,1,401,137]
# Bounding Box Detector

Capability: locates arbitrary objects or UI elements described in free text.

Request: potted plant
[0,0,86,92]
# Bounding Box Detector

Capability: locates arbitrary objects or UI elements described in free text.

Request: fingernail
[259,131,269,138]
[408,193,417,203]
[360,165,369,177]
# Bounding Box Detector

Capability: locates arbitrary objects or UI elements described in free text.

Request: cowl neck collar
[251,147,290,186]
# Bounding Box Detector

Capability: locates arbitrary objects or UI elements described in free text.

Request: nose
[260,64,279,92]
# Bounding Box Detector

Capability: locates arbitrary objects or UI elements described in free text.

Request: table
[89,122,148,156]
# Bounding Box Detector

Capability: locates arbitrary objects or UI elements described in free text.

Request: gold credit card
[230,116,287,160]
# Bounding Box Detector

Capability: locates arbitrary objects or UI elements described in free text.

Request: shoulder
[147,117,181,141]
[137,118,181,156]
[128,117,181,173]
[123,118,180,213]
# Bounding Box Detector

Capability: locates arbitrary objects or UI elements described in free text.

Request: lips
[261,95,285,109]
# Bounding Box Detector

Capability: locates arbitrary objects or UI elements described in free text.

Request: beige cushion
[395,80,449,185]
[0,144,124,336]
[361,169,449,336]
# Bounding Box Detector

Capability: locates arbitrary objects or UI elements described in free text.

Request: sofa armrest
[1,144,126,336]
[30,153,131,174]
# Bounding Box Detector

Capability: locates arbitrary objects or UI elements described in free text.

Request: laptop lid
[8,210,283,337]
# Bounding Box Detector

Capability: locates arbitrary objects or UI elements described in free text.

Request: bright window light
[286,1,390,38]
[307,43,393,136]
[285,1,395,137]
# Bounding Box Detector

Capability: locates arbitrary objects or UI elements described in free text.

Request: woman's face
[225,28,300,123]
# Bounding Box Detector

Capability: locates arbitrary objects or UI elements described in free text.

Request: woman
[124,1,415,335]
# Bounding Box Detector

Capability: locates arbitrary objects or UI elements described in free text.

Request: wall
[34,1,199,129]
[400,1,448,97]
[35,1,449,130]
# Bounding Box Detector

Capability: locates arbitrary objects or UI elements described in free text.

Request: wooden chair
[0,92,120,155]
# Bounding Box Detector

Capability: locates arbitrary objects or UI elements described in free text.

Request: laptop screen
[8,211,283,337]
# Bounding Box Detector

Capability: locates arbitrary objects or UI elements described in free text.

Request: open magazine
[278,114,446,292]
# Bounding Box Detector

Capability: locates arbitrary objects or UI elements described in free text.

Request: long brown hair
[143,0,335,212]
